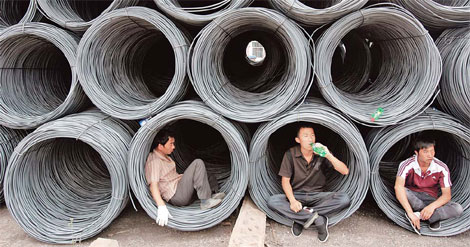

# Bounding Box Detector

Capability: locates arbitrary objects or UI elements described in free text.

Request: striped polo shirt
[397,155,452,198]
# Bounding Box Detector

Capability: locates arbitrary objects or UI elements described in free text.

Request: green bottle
[371,107,384,122]
[311,143,327,157]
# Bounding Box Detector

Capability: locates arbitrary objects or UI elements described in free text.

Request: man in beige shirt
[145,129,225,227]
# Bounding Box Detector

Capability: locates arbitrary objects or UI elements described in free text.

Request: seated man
[267,124,350,242]
[145,129,225,227]
[394,136,463,234]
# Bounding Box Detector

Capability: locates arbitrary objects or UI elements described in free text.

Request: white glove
[156,205,172,226]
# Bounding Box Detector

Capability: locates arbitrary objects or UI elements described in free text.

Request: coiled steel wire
[35,0,138,32]
[77,7,190,120]
[248,98,369,226]
[270,0,367,26]
[0,22,89,129]
[153,0,253,26]
[128,100,249,231]
[0,126,27,204]
[367,108,470,236]
[4,109,137,244]
[390,0,470,30]
[315,4,442,127]
[435,27,470,127]
[188,7,314,123]
[0,0,41,30]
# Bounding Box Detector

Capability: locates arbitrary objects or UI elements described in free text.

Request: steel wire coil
[153,0,253,26]
[4,109,137,244]
[435,27,470,127]
[36,0,139,32]
[77,7,190,120]
[315,4,442,127]
[128,100,249,231]
[0,22,89,129]
[188,7,314,123]
[0,0,41,30]
[390,0,470,30]
[367,108,470,236]
[270,0,367,26]
[248,98,369,227]
[0,126,28,204]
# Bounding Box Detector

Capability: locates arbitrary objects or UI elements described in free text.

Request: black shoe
[316,216,329,243]
[291,222,303,237]
[303,211,319,229]
[429,221,441,231]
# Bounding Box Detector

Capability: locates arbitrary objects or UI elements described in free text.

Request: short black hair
[151,128,175,150]
[296,122,315,137]
[413,136,436,152]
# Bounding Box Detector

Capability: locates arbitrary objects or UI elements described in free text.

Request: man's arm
[149,182,166,207]
[281,176,302,213]
[325,152,349,175]
[421,187,451,220]
[394,176,420,229]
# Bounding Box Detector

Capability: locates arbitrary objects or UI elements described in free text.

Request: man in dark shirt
[267,124,350,242]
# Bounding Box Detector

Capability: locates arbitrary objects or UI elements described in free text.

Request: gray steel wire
[435,27,470,127]
[77,7,190,120]
[4,109,137,244]
[188,7,314,123]
[153,0,253,26]
[390,0,470,30]
[248,98,369,227]
[0,126,27,204]
[0,22,89,129]
[270,0,367,26]
[315,4,442,127]
[128,100,249,231]
[35,0,139,32]
[0,0,41,30]
[367,108,470,236]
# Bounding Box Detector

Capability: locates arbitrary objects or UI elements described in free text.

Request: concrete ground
[1,195,469,247]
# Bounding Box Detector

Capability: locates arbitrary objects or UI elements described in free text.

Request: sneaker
[316,216,329,243]
[211,192,226,200]
[200,198,222,210]
[405,212,421,235]
[429,221,441,231]
[291,222,303,237]
[303,211,319,229]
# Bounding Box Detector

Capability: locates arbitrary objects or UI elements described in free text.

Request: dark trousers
[406,188,463,223]
[169,159,218,206]
[267,191,350,225]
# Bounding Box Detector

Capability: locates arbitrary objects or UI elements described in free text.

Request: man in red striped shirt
[394,136,462,235]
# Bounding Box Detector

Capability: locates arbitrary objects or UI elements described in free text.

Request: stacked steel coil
[0,22,88,129]
[248,98,369,226]
[367,108,470,236]
[77,7,190,120]
[4,110,136,244]
[128,100,249,231]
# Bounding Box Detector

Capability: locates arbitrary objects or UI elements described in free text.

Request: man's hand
[407,211,421,230]
[156,205,172,226]
[420,205,436,220]
[289,200,302,213]
[313,143,330,156]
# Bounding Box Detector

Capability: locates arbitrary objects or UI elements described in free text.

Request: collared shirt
[397,155,452,198]
[145,150,183,201]
[278,145,332,192]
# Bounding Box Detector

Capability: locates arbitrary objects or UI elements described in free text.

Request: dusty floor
[1,195,469,247]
